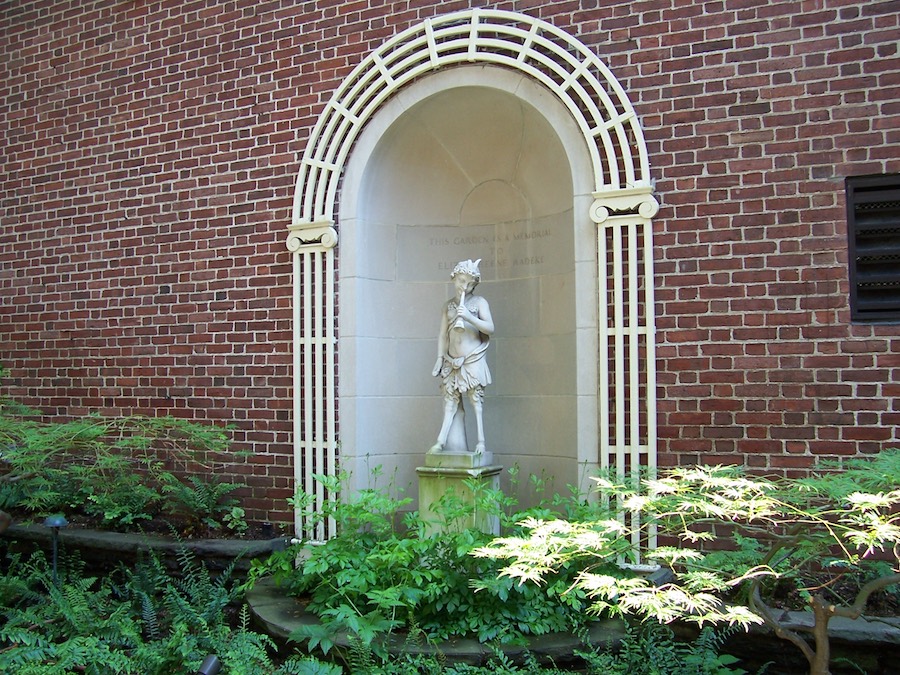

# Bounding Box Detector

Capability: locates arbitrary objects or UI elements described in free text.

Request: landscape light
[196,654,221,675]
[43,514,68,585]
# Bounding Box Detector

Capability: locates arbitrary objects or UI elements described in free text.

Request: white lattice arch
[290,8,657,229]
[287,9,659,543]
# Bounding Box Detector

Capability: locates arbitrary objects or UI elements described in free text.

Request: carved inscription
[431,228,549,271]
[397,222,564,282]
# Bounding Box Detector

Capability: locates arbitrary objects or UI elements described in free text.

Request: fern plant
[0,547,312,674]
[159,474,247,534]
[577,623,751,675]
[0,552,142,674]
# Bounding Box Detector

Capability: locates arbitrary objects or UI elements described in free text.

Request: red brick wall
[1,0,898,524]
[636,0,900,472]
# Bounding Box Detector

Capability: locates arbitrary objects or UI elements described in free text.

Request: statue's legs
[431,388,463,453]
[469,386,486,454]
[445,403,467,453]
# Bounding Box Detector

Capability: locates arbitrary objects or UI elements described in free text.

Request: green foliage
[476,453,900,673]
[0,415,164,525]
[276,657,344,674]
[0,379,249,533]
[0,548,311,674]
[578,623,751,675]
[225,505,249,534]
[248,470,595,664]
[160,474,248,534]
[282,625,751,675]
[0,539,750,674]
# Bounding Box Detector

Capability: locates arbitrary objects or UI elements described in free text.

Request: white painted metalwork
[293,8,653,226]
[288,9,659,544]
[592,190,659,553]
[286,222,338,541]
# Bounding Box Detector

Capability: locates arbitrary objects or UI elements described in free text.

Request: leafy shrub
[0,375,247,534]
[477,452,900,675]
[246,470,600,663]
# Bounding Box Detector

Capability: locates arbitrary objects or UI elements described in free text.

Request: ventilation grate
[846,174,900,321]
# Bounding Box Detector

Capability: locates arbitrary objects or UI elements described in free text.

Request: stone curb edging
[248,576,900,667]
[246,576,628,666]
[5,523,290,570]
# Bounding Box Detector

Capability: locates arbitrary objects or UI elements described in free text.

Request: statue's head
[450,258,481,282]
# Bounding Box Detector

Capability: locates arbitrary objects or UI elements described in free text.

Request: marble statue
[430,259,494,455]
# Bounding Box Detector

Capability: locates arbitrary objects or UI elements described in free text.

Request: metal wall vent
[846,173,900,322]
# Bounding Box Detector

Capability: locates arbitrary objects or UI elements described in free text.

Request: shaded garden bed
[3,521,290,576]
[247,576,628,669]
[248,576,900,674]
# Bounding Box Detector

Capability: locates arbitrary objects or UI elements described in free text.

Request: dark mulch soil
[754,569,900,617]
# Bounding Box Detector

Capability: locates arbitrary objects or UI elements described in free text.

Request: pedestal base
[424,449,494,469]
[417,463,502,536]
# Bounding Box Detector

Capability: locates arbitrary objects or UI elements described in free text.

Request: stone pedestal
[417,450,502,536]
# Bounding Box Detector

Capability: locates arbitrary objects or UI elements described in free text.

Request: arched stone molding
[287,9,658,541]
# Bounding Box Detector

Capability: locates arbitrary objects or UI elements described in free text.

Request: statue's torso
[446,298,485,358]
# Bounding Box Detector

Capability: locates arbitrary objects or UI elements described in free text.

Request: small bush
[246,470,601,664]
[0,374,246,534]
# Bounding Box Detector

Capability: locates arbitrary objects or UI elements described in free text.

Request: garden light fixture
[196,654,221,674]
[43,514,68,585]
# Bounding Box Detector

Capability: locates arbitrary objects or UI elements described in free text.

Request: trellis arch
[287,8,659,542]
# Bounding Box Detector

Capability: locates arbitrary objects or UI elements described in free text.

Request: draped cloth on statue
[438,339,491,394]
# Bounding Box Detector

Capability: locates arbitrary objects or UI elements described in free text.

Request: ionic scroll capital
[286,220,338,252]
[590,184,659,224]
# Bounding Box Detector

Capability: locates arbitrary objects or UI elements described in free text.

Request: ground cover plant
[0,535,749,675]
[0,546,325,674]
[294,622,751,674]
[476,451,900,675]
[0,496,750,674]
[575,622,752,675]
[245,469,612,668]
[0,369,250,537]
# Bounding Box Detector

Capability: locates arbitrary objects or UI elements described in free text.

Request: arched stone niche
[338,66,597,504]
[288,9,659,540]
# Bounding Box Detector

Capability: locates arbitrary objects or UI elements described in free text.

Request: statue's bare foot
[474,442,485,455]
[429,442,444,454]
